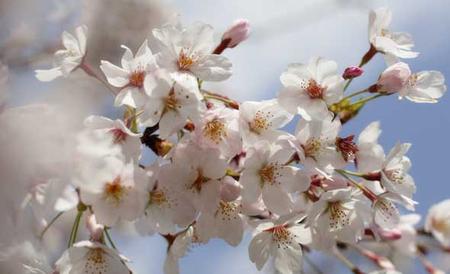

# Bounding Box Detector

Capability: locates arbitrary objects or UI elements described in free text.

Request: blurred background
[1,0,449,273]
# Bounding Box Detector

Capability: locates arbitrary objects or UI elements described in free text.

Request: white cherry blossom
[140,72,205,138]
[307,188,371,249]
[239,99,293,146]
[55,241,130,274]
[153,21,232,81]
[381,143,416,198]
[84,115,142,161]
[136,164,196,235]
[168,142,228,212]
[369,8,418,59]
[399,70,446,103]
[286,116,345,171]
[278,57,344,120]
[192,105,241,158]
[425,199,450,247]
[248,215,311,274]
[163,226,194,274]
[76,157,148,226]
[389,214,421,257]
[100,40,158,108]
[240,141,309,215]
[35,25,87,82]
[196,199,244,246]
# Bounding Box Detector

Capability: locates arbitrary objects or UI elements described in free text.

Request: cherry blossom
[55,241,130,274]
[192,105,241,158]
[135,164,196,235]
[100,40,158,108]
[240,141,309,215]
[307,188,371,248]
[369,7,418,59]
[425,199,450,247]
[196,199,244,246]
[76,157,148,226]
[248,215,311,274]
[278,57,344,120]
[286,116,345,170]
[153,21,232,82]
[35,25,87,82]
[140,72,205,138]
[239,99,293,146]
[380,143,416,199]
[84,115,142,161]
[168,142,228,212]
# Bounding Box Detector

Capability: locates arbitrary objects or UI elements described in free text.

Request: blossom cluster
[1,7,448,274]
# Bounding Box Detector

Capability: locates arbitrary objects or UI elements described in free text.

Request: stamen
[129,70,145,88]
[203,118,227,144]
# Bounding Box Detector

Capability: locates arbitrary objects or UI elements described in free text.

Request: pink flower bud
[86,213,104,242]
[343,66,364,79]
[222,19,250,48]
[377,62,411,93]
[220,176,241,201]
[377,227,402,240]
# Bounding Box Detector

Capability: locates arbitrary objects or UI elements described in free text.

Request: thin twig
[39,211,64,240]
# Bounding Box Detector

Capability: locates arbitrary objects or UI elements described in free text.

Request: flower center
[177,49,196,71]
[306,79,325,99]
[375,198,398,223]
[149,189,168,206]
[164,89,179,111]
[271,225,293,246]
[85,248,106,272]
[110,128,127,144]
[249,110,271,134]
[335,135,358,162]
[328,201,350,230]
[129,70,145,88]
[218,200,239,221]
[406,73,418,89]
[190,169,209,193]
[431,217,450,234]
[384,169,405,185]
[303,138,323,158]
[104,176,127,204]
[203,118,227,144]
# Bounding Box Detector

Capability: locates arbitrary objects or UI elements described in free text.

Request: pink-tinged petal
[100,60,129,87]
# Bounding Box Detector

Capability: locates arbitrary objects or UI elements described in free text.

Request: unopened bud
[86,213,104,242]
[377,228,402,241]
[343,66,364,80]
[376,62,411,93]
[220,176,241,201]
[214,19,250,54]
[222,19,250,48]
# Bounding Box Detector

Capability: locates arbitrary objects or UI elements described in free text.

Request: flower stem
[80,62,117,95]
[342,88,370,101]
[202,90,239,109]
[104,228,118,250]
[333,246,365,274]
[351,93,386,106]
[68,208,84,248]
[39,211,64,240]
[335,169,378,202]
